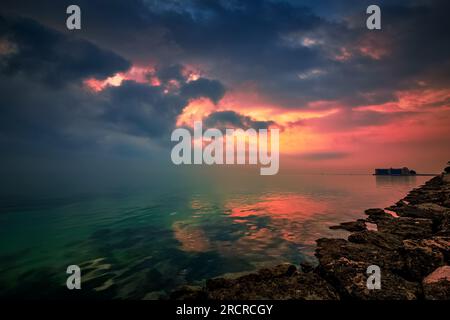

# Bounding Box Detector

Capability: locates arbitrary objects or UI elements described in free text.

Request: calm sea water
[0,172,429,299]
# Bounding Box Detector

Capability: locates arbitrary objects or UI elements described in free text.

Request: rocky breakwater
[171,170,450,300]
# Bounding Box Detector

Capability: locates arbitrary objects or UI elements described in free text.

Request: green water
[0,172,428,299]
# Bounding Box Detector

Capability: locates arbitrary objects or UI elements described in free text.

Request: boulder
[315,238,401,269]
[348,230,403,250]
[400,237,450,280]
[423,266,450,300]
[365,208,392,221]
[205,264,339,300]
[170,285,207,300]
[376,217,433,239]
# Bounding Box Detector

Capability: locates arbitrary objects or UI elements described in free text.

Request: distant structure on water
[374,167,417,176]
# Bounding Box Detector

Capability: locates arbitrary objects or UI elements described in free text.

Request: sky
[0,0,449,192]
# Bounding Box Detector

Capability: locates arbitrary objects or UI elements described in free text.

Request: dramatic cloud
[4,0,449,106]
[0,15,130,86]
[180,78,225,104]
[98,77,225,139]
[0,0,449,175]
[0,16,227,155]
[204,110,275,130]
[98,80,186,138]
[155,64,185,84]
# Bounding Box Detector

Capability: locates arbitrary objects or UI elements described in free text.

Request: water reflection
[227,194,328,219]
[172,221,211,252]
[0,174,431,298]
[224,193,333,248]
[375,175,417,188]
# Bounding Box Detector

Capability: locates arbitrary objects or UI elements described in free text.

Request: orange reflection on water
[173,193,331,260]
[227,193,328,220]
[226,193,330,245]
[172,221,211,252]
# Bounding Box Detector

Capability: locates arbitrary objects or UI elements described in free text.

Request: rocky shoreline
[171,170,450,300]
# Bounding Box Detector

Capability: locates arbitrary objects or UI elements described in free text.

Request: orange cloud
[175,87,343,156]
[356,88,450,112]
[84,65,156,92]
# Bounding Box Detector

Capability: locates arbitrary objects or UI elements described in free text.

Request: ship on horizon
[374,167,417,176]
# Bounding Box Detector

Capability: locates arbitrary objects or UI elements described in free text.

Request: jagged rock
[400,237,450,280]
[170,285,207,300]
[365,208,392,221]
[376,217,433,239]
[403,175,449,206]
[389,203,450,228]
[316,234,449,297]
[316,238,419,299]
[300,261,315,273]
[171,264,339,300]
[348,230,403,250]
[437,213,450,236]
[256,263,297,279]
[316,238,405,271]
[423,266,450,300]
[205,266,339,300]
[330,219,367,232]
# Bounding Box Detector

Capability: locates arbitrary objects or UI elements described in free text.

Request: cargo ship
[374,167,417,175]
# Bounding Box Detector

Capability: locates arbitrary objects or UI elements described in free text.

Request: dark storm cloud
[0,15,228,155]
[1,0,322,84]
[155,64,185,83]
[4,0,448,108]
[96,76,226,140]
[1,0,449,156]
[0,15,130,87]
[96,76,226,139]
[99,80,185,138]
[0,74,227,148]
[180,78,225,104]
[204,110,275,130]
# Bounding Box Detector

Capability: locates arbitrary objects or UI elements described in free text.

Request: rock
[205,266,339,300]
[300,261,315,273]
[330,219,367,232]
[316,238,405,276]
[437,212,450,236]
[170,285,206,300]
[172,264,339,300]
[315,238,419,299]
[170,169,450,301]
[376,217,433,239]
[400,237,450,280]
[177,264,342,300]
[256,263,297,279]
[365,208,392,221]
[389,203,449,227]
[348,230,403,250]
[405,175,448,207]
[316,239,404,271]
[319,257,420,300]
[423,266,450,300]
[403,175,450,207]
